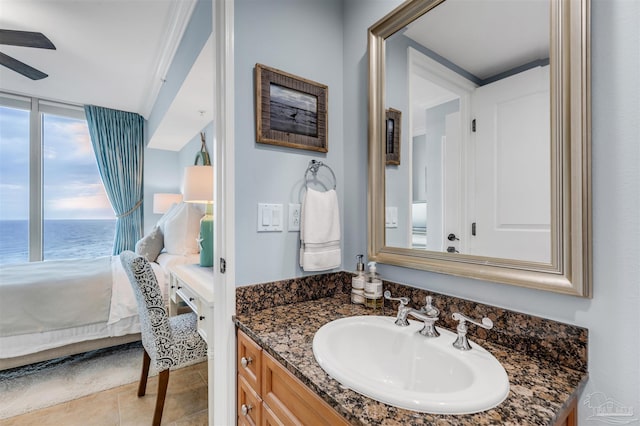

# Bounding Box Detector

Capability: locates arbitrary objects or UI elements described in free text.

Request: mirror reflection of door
[385,0,550,263]
[470,65,550,262]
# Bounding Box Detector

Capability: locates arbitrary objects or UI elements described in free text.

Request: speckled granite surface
[236,272,588,372]
[235,273,588,424]
[236,271,352,316]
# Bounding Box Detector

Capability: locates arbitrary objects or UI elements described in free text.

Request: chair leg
[138,350,151,397]
[153,369,170,426]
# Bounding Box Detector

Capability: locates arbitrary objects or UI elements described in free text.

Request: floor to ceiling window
[0,93,115,265]
[0,102,29,264]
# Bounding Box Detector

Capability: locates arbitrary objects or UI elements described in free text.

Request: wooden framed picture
[385,108,401,165]
[255,63,328,153]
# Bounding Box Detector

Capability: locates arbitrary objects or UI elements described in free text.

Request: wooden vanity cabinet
[237,330,349,426]
[554,397,577,426]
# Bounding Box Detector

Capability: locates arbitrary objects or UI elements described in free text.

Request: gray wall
[234,0,345,285]
[342,0,640,423]
[142,123,213,235]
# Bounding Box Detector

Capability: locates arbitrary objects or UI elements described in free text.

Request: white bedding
[0,257,113,337]
[0,256,178,359]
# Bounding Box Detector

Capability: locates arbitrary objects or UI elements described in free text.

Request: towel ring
[304,160,336,191]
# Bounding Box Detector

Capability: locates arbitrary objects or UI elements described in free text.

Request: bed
[0,202,204,370]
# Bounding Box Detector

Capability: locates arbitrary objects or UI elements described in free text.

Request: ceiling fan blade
[0,52,48,80]
[0,30,56,50]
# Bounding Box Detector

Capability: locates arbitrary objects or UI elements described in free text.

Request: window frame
[0,91,96,262]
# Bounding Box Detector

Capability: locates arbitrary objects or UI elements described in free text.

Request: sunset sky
[0,106,115,220]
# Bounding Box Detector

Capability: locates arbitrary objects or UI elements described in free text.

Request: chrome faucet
[384,291,440,337]
[451,312,493,351]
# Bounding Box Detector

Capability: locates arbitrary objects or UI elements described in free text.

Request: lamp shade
[182,165,213,203]
[153,193,183,214]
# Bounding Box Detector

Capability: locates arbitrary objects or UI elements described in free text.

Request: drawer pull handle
[189,297,195,302]
[241,403,252,416]
[199,315,205,320]
[240,356,253,368]
[177,286,182,290]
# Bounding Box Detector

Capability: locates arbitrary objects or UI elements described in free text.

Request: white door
[469,66,550,263]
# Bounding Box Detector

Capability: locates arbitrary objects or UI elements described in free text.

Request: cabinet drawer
[196,305,210,342]
[261,351,349,426]
[238,374,261,426]
[169,274,179,303]
[175,285,198,314]
[238,330,262,390]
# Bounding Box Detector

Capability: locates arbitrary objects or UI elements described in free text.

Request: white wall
[342,0,640,423]
[234,0,344,286]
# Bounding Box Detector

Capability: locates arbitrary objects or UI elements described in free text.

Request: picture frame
[385,108,401,165]
[255,63,328,153]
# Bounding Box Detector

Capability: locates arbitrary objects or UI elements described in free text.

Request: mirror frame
[368,0,591,296]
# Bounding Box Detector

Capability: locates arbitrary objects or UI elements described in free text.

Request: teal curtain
[84,105,144,255]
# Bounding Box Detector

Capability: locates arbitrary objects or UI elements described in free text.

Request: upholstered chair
[120,251,207,426]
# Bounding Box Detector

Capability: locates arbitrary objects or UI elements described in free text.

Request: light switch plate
[258,203,283,232]
[288,203,301,231]
[385,206,398,228]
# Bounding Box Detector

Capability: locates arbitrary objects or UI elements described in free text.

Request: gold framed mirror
[368,0,591,296]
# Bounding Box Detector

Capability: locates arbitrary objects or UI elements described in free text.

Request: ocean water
[0,220,116,266]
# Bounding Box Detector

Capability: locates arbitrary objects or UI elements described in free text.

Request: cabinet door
[238,375,262,426]
[261,351,349,426]
[262,404,285,426]
[238,330,262,390]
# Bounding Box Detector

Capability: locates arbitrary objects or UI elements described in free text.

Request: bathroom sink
[312,315,509,415]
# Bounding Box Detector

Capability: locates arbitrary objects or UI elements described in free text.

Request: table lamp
[182,133,214,267]
[153,193,183,214]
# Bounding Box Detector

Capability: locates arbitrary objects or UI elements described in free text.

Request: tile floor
[0,362,208,426]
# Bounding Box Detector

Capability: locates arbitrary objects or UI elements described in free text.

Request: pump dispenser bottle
[364,261,383,309]
[351,255,365,304]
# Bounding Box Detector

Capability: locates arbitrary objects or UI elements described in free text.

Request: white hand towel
[299,188,341,271]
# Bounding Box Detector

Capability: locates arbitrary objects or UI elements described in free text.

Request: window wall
[0,93,115,265]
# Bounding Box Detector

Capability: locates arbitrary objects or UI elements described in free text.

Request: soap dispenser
[364,261,383,309]
[351,254,365,304]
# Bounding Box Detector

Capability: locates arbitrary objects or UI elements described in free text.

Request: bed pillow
[163,203,203,255]
[135,226,164,262]
[156,202,181,233]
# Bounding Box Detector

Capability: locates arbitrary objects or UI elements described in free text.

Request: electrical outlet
[288,203,301,231]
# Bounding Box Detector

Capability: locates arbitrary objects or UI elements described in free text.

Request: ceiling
[146,34,214,151]
[403,0,549,134]
[0,0,195,119]
[404,0,549,81]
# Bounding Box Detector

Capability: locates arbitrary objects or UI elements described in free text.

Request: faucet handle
[451,312,493,351]
[383,290,409,306]
[384,291,411,326]
[452,312,493,330]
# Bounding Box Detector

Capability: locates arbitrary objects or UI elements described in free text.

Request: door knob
[447,233,459,241]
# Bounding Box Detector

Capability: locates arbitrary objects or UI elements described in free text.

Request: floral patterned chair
[120,251,207,426]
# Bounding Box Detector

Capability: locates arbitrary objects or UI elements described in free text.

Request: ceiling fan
[0,29,56,80]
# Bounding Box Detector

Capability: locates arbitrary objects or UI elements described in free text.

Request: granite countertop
[235,292,588,426]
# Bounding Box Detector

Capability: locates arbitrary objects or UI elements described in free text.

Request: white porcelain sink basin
[312,315,509,415]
